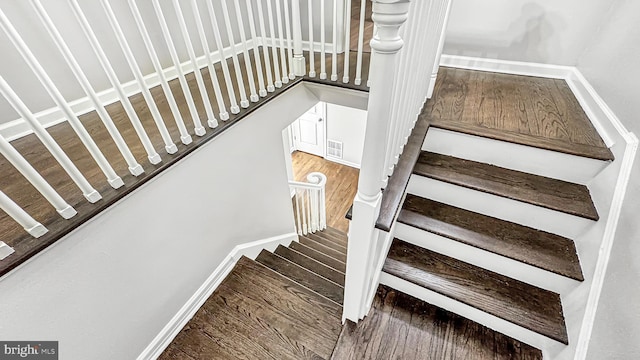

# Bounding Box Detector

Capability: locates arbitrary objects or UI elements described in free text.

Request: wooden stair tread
[324,226,349,242]
[331,285,543,360]
[305,232,347,254]
[290,241,346,273]
[256,250,344,305]
[275,245,345,286]
[313,229,348,247]
[414,151,599,220]
[383,239,568,344]
[299,236,348,262]
[399,194,584,281]
[162,256,342,359]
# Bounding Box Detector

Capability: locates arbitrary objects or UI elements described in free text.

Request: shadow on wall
[444,3,562,63]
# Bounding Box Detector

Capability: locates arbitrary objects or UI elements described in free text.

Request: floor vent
[327,140,343,159]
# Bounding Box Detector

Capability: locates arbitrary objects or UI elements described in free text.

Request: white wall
[443,0,615,65]
[326,102,367,167]
[575,1,640,358]
[0,0,243,125]
[0,84,321,360]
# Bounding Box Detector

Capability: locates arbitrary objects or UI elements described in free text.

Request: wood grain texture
[290,241,346,273]
[305,232,347,254]
[300,236,348,262]
[414,151,599,220]
[162,256,342,359]
[274,245,345,286]
[312,230,348,247]
[256,250,344,305]
[323,226,348,243]
[383,239,568,344]
[428,67,613,160]
[331,285,543,360]
[399,194,584,280]
[292,151,359,233]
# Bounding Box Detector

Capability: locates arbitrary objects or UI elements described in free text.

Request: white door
[293,112,325,157]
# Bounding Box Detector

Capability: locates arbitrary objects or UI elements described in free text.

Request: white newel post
[291,0,306,76]
[343,0,409,322]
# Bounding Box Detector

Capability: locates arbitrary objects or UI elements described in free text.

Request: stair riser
[423,127,609,185]
[379,272,566,355]
[408,175,594,239]
[394,222,579,294]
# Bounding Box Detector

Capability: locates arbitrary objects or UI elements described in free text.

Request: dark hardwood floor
[331,285,543,360]
[291,151,359,233]
[428,67,613,160]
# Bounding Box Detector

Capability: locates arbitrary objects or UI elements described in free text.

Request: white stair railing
[289,172,327,235]
[343,0,454,323]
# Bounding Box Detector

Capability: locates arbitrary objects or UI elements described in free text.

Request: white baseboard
[135,231,297,360]
[0,40,255,142]
[325,155,360,169]
[439,54,573,79]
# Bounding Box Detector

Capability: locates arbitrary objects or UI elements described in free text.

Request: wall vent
[327,139,343,159]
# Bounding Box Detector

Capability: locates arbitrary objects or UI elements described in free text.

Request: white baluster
[0,7,123,189]
[0,190,47,238]
[231,0,259,102]
[354,0,366,85]
[283,0,295,79]
[172,0,217,129]
[0,135,76,219]
[331,0,338,81]
[344,0,409,323]
[191,0,229,121]
[0,241,15,261]
[307,0,316,77]
[291,0,306,76]
[294,188,303,234]
[101,0,179,153]
[265,0,283,87]
[243,0,267,97]
[300,189,308,234]
[152,0,207,135]
[275,0,290,83]
[320,0,327,79]
[428,0,453,98]
[304,189,311,233]
[205,0,240,114]
[219,0,250,108]
[127,0,193,144]
[343,0,352,83]
[0,76,101,203]
[67,0,161,165]
[30,0,144,177]
[255,0,276,92]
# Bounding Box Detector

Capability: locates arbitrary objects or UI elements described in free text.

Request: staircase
[369,69,613,356]
[161,227,347,359]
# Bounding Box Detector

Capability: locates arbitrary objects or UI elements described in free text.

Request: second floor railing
[289,172,327,235]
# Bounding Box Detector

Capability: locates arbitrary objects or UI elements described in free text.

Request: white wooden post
[343,0,409,323]
[291,0,306,76]
[0,190,47,239]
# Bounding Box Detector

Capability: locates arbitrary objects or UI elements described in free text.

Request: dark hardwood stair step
[256,250,344,305]
[400,194,584,281]
[429,121,615,162]
[383,239,568,344]
[299,236,348,262]
[274,245,345,286]
[323,226,349,243]
[305,232,347,254]
[312,229,348,247]
[290,241,346,273]
[414,151,599,220]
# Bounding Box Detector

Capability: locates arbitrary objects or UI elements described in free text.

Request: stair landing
[428,67,613,161]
